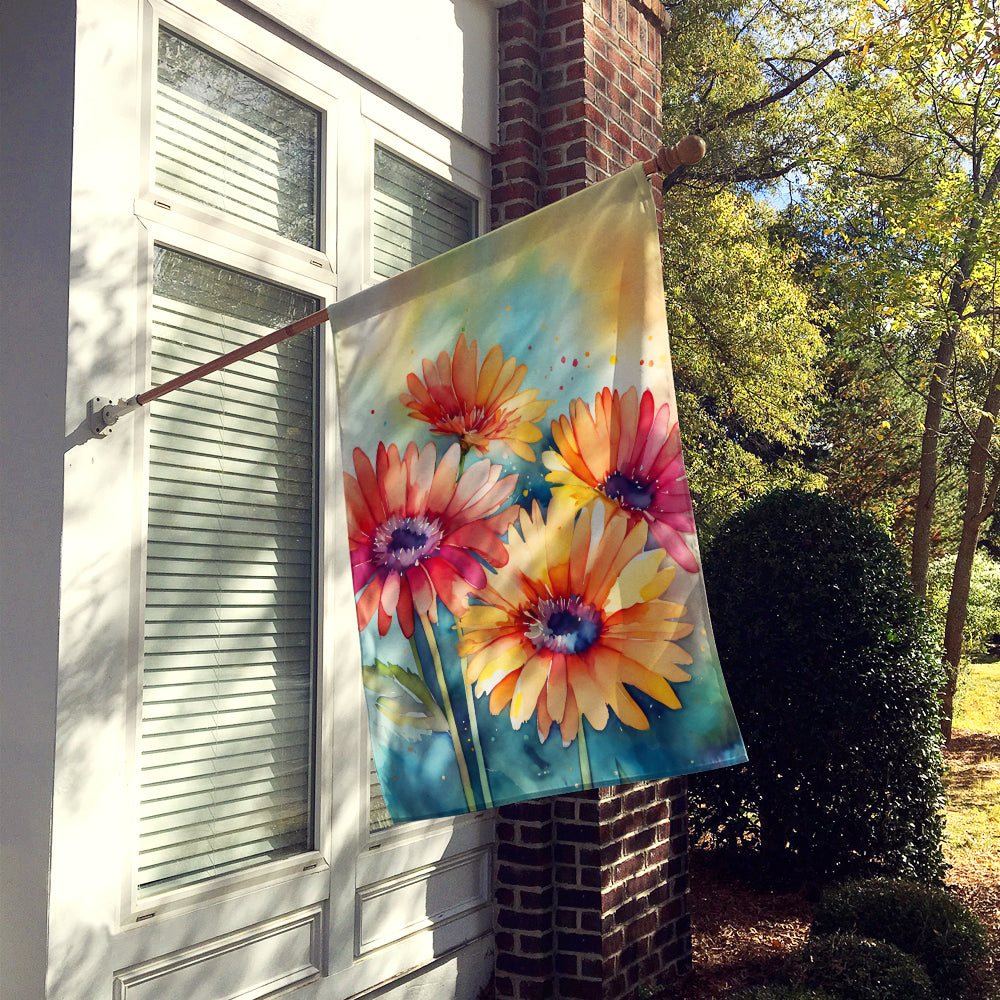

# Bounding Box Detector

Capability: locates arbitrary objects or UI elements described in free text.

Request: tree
[662,188,826,537]
[659,1,843,536]
[801,0,1000,736]
[661,0,1000,736]
[661,0,854,194]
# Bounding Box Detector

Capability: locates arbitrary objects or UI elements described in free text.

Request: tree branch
[704,49,847,133]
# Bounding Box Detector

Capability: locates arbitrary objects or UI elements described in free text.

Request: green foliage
[691,489,946,882]
[927,550,1000,659]
[811,878,988,999]
[664,187,827,539]
[791,934,934,1000]
[362,659,448,731]
[661,0,852,192]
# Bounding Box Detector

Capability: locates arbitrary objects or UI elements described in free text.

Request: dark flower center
[372,514,444,571]
[391,525,428,550]
[602,471,654,512]
[525,597,602,655]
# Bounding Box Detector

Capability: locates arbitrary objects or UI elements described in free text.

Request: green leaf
[362,659,449,732]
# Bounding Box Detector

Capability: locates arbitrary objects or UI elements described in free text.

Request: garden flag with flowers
[333,164,746,822]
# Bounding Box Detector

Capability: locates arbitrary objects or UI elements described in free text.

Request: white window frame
[123,0,340,932]
[111,0,496,991]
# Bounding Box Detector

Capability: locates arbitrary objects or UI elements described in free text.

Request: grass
[942,659,1000,1000]
[945,660,1000,868]
[956,659,1000,733]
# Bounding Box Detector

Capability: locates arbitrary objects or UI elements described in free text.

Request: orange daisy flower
[543,386,699,572]
[457,501,693,744]
[399,333,554,461]
[345,440,520,638]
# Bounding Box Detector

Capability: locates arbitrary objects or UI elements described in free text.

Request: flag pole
[88,136,705,438]
[87,306,330,437]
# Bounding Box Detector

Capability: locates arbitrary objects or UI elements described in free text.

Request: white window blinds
[372,146,477,279]
[368,149,478,831]
[156,28,320,248]
[138,248,319,895]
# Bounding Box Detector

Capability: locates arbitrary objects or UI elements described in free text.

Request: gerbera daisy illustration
[345,440,520,637]
[399,333,554,461]
[457,500,693,745]
[542,386,699,572]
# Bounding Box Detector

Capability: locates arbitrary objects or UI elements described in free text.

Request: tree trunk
[910,160,1000,596]
[910,329,955,597]
[941,378,1000,740]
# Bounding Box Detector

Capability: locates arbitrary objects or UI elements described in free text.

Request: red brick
[520,886,554,910]
[542,39,587,69]
[504,79,541,104]
[558,930,603,954]
[546,164,588,186]
[496,952,551,977]
[545,119,589,146]
[548,3,588,28]
[556,952,579,975]
[559,979,604,1000]
[545,80,588,106]
[502,40,538,63]
[499,906,552,932]
[498,862,552,888]
[499,100,541,126]
[497,160,542,185]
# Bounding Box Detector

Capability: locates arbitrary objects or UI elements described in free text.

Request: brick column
[492,0,668,224]
[491,4,692,999]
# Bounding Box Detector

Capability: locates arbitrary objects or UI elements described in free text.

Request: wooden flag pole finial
[643,135,706,177]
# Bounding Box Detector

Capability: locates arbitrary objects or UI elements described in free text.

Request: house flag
[333,164,747,822]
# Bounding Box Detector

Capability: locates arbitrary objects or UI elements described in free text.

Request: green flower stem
[408,636,426,683]
[578,721,593,790]
[458,644,493,809]
[420,614,477,813]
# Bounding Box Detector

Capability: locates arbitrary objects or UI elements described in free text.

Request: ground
[674,728,1000,999]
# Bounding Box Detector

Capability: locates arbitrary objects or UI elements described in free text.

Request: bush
[791,933,934,1000]
[691,489,946,882]
[811,878,988,999]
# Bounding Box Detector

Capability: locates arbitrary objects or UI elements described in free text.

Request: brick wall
[492,0,668,226]
[490,4,692,998]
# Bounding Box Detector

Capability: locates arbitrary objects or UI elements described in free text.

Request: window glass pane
[368,150,478,831]
[156,28,320,248]
[372,146,477,279]
[139,247,318,895]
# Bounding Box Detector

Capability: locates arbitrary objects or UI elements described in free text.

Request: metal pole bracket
[88,396,140,438]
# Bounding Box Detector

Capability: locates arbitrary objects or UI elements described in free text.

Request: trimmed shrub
[690,489,946,882]
[792,933,934,1000]
[811,878,988,999]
